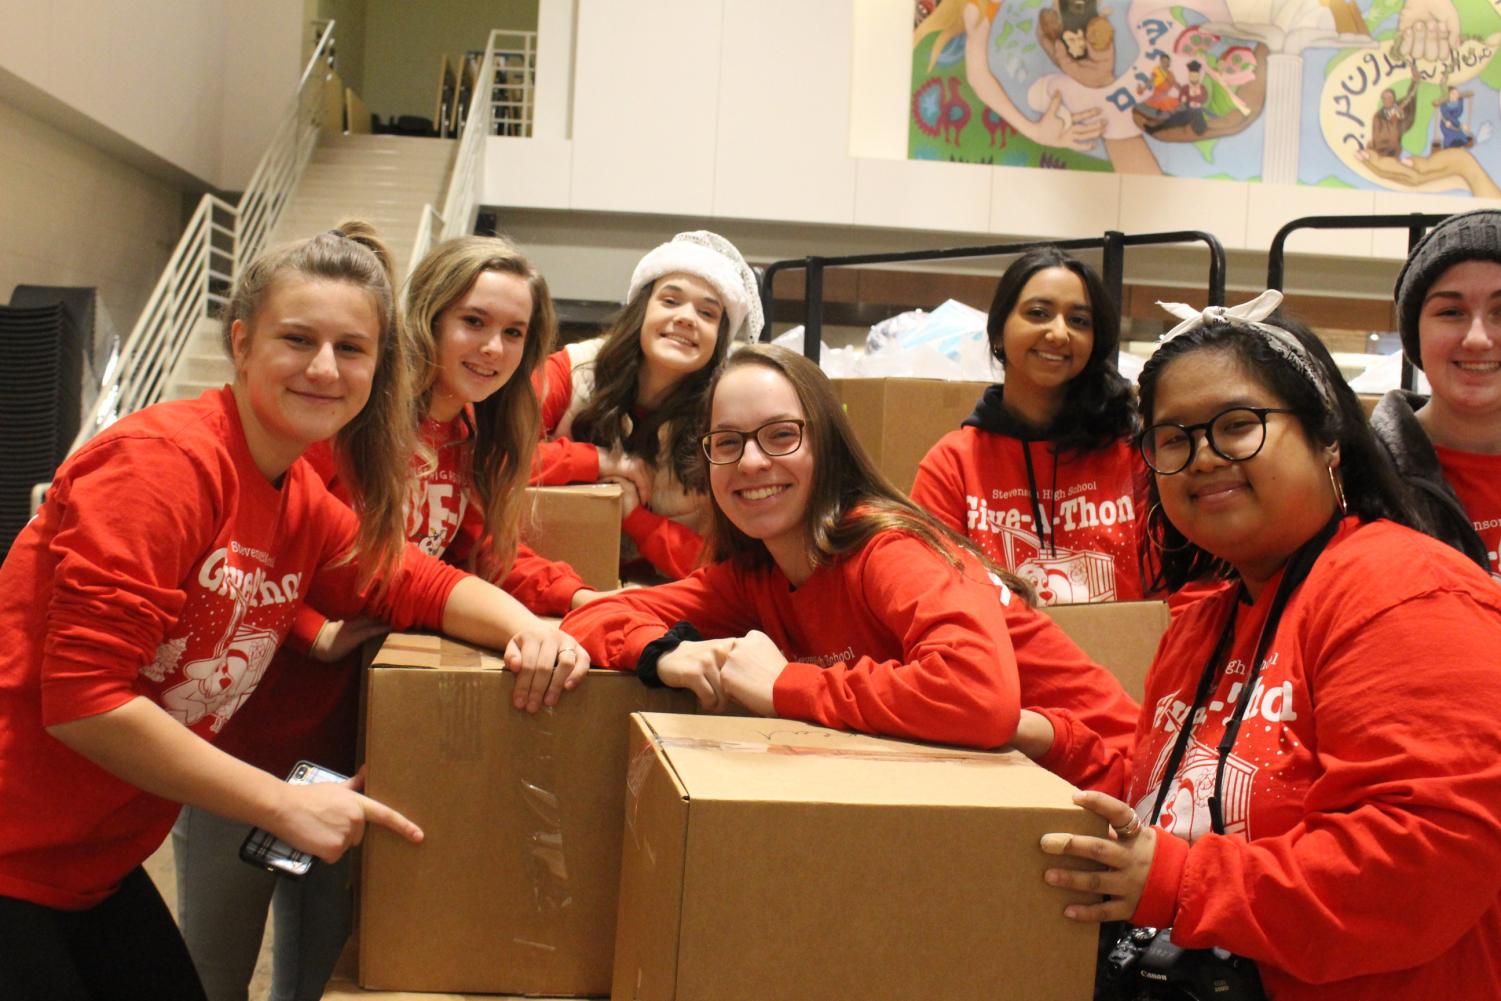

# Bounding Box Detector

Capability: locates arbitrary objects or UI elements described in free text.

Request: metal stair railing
[410,28,536,274]
[72,21,339,451]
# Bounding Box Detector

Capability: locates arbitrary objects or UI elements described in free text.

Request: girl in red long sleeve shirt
[173,236,603,1001]
[532,230,764,579]
[0,225,587,1001]
[911,248,1146,604]
[563,345,1138,751]
[1022,294,1501,1000]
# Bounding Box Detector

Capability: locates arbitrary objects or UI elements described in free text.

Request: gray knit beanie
[1393,209,1501,368]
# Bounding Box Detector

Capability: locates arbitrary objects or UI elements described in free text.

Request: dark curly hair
[1136,312,1418,592]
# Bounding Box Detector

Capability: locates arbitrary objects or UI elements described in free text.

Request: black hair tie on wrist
[636,621,703,688]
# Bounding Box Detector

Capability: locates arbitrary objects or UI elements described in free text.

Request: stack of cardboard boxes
[341,376,1175,999]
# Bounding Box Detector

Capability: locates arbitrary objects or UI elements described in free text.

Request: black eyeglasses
[1139,406,1296,475]
[700,419,805,465]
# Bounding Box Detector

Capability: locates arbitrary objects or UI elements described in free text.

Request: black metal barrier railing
[1265,212,1451,393]
[757,230,1226,365]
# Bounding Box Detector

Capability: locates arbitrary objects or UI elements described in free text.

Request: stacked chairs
[0,300,71,558]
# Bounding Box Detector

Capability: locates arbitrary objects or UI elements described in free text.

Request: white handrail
[71,22,338,451]
[411,28,537,275]
[237,20,338,275]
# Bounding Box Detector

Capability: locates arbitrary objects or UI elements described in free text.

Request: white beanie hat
[625,230,764,343]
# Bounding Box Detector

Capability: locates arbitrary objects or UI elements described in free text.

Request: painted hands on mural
[1040,790,1156,922]
[1392,0,1463,65]
[963,1,1106,151]
[502,624,590,712]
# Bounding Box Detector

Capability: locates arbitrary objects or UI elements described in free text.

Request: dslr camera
[1098,925,1266,1001]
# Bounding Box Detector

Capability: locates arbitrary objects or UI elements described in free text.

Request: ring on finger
[1112,814,1143,839]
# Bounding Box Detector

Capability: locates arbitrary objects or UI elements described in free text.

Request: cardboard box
[524,484,622,591]
[1043,599,1170,701]
[833,378,989,492]
[615,713,1105,1001]
[359,634,695,996]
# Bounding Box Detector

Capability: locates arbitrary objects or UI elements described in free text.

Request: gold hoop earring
[1146,503,1193,554]
[1328,465,1348,516]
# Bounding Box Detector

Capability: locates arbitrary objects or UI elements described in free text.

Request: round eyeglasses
[1139,406,1296,475]
[700,419,805,465]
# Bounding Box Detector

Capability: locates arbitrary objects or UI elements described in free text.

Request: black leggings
[0,866,207,1001]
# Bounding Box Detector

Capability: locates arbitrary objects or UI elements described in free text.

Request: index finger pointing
[361,794,424,845]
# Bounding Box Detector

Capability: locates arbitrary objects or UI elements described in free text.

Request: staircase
[164,133,455,400]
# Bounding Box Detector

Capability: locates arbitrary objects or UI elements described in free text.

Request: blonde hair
[403,235,556,575]
[221,220,416,585]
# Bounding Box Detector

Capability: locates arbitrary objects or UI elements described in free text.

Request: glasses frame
[700,418,807,466]
[1139,406,1297,475]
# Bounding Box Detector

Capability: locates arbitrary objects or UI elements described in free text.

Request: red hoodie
[0,389,467,909]
[1037,518,1501,1000]
[912,424,1147,604]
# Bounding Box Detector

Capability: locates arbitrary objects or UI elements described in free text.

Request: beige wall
[0,0,303,190]
[0,97,183,332]
[361,0,539,123]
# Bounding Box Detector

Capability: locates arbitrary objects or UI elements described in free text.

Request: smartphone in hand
[238,760,349,878]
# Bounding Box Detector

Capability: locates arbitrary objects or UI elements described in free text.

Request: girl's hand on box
[503,625,590,712]
[598,449,653,504]
[719,630,788,717]
[657,638,736,711]
[308,616,389,663]
[1039,790,1156,923]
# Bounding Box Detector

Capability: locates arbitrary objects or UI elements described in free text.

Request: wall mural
[910,0,1501,194]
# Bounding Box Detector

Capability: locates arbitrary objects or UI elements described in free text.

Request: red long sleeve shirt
[1039,518,1501,999]
[562,529,1138,752]
[0,389,467,909]
[215,411,587,779]
[911,428,1147,603]
[531,342,706,578]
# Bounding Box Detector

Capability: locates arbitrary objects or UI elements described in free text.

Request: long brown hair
[220,220,413,585]
[702,345,1033,599]
[404,236,556,574]
[568,282,731,492]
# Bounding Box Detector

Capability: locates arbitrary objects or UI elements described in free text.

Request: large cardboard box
[523,484,622,591]
[1044,599,1170,701]
[323,980,569,1000]
[359,634,695,996]
[615,713,1105,1001]
[833,378,989,492]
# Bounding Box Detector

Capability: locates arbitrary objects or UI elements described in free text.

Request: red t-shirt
[1038,518,1501,1000]
[562,529,1139,754]
[1434,443,1501,582]
[0,389,466,909]
[911,427,1148,603]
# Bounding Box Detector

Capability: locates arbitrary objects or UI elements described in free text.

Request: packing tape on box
[646,734,1021,765]
[505,700,571,955]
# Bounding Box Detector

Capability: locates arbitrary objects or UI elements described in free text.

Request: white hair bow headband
[1153,289,1337,411]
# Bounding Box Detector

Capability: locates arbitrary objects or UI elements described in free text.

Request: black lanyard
[1147,515,1342,835]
